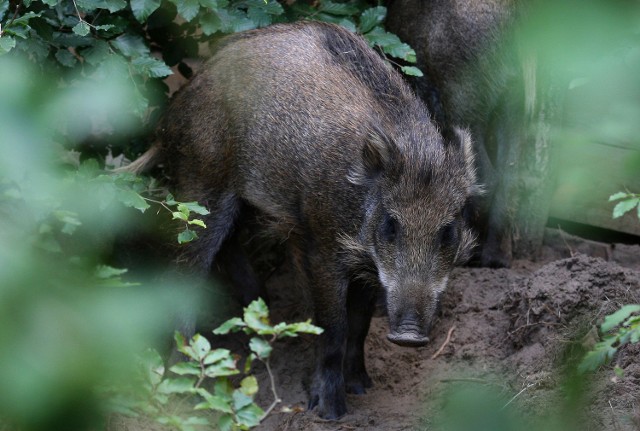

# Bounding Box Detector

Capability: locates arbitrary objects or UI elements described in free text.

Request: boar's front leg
[307,252,349,419]
[344,279,376,394]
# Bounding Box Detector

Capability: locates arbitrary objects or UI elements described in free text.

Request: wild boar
[126,21,479,418]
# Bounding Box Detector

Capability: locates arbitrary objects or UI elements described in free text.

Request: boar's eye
[379,213,397,243]
[439,220,459,249]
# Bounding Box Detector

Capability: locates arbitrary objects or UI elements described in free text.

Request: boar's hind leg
[215,228,266,306]
[344,280,376,394]
[307,258,349,419]
[173,192,242,338]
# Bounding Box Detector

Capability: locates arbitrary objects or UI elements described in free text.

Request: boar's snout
[386,317,430,347]
[387,331,430,347]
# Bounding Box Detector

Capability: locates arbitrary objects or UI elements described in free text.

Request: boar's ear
[348,129,398,185]
[451,126,484,196]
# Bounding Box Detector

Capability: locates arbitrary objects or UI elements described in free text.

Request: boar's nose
[387,319,430,347]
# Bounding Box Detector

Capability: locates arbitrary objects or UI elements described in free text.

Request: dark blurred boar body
[129,21,479,419]
[387,0,558,267]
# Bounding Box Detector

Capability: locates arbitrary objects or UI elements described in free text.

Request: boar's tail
[112,145,162,175]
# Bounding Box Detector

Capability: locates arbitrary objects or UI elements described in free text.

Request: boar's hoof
[308,380,347,419]
[387,332,430,347]
[345,371,373,394]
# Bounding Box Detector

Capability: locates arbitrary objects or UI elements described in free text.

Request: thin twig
[260,357,282,421]
[507,321,561,337]
[609,400,621,431]
[500,382,536,411]
[439,377,492,384]
[0,2,21,37]
[557,225,575,257]
[431,325,456,360]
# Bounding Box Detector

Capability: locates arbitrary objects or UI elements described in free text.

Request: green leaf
[131,56,173,78]
[246,0,283,27]
[55,49,78,67]
[247,5,272,27]
[191,334,211,359]
[72,21,91,37]
[157,377,196,395]
[169,361,201,376]
[178,229,198,244]
[235,403,264,428]
[180,201,210,215]
[165,193,177,205]
[194,390,233,413]
[96,0,127,12]
[614,365,624,378]
[204,357,238,377]
[170,0,200,22]
[259,0,284,14]
[243,298,273,334]
[214,378,234,397]
[578,343,616,373]
[612,198,639,218]
[198,0,218,8]
[203,348,232,365]
[358,6,386,33]
[217,8,255,32]
[244,353,256,374]
[81,40,111,65]
[319,0,359,16]
[337,18,356,33]
[232,390,253,410]
[130,0,161,22]
[172,211,188,221]
[609,191,629,201]
[111,33,150,58]
[364,26,400,47]
[273,320,324,337]
[213,317,245,335]
[188,219,206,228]
[175,331,187,349]
[16,35,48,60]
[601,304,640,332]
[200,12,222,36]
[240,376,258,396]
[384,43,416,62]
[0,36,16,55]
[140,348,165,386]
[116,188,150,212]
[401,66,424,77]
[94,24,115,31]
[95,265,128,279]
[184,416,210,426]
[8,11,40,27]
[53,210,82,234]
[218,414,234,431]
[249,337,272,360]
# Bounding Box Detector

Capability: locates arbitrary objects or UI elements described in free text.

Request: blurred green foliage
[522,0,640,178]
[0,54,199,430]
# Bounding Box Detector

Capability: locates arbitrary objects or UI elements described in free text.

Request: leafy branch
[579,304,640,374]
[609,190,640,220]
[106,298,323,430]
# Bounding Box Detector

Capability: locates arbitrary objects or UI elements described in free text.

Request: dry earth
[114,229,640,431]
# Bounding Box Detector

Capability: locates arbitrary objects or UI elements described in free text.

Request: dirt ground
[113,229,640,431]
[251,229,640,431]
